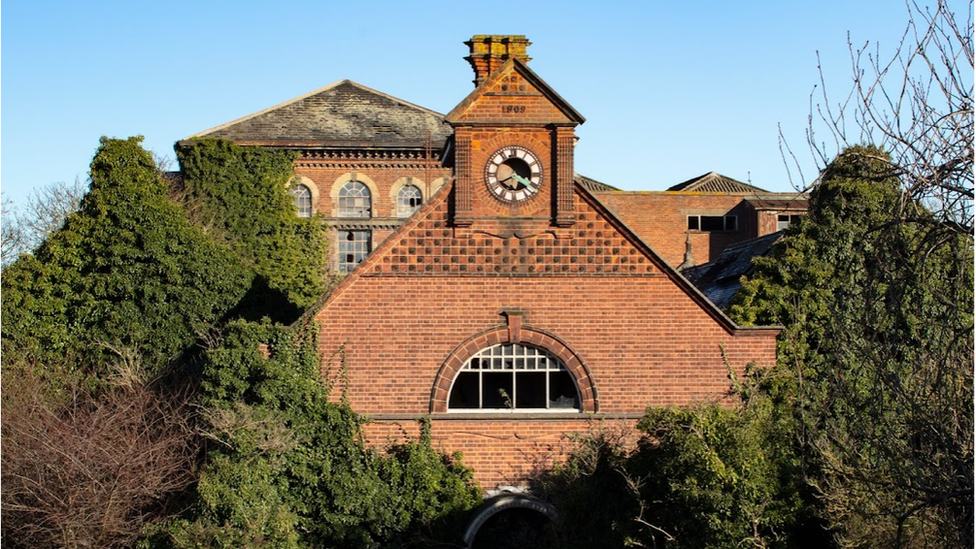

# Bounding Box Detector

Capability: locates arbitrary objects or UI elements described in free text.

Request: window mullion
[478,369,483,409]
[511,369,517,410]
[545,365,551,409]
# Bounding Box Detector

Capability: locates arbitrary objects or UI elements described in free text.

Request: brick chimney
[464,35,531,86]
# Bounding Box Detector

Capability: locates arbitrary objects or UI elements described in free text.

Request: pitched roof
[188,80,452,148]
[574,174,619,192]
[681,231,783,309]
[300,179,780,338]
[668,172,769,193]
[445,58,585,125]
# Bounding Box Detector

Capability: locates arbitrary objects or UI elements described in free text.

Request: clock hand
[513,173,536,192]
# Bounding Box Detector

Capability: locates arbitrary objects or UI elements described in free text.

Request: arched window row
[293,174,450,220]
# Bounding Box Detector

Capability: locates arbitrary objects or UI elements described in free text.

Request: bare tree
[775,3,975,546]
[19,177,89,251]
[1,363,199,549]
[786,0,973,233]
[2,195,24,268]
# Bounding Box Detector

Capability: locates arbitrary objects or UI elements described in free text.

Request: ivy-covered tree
[149,320,481,549]
[542,366,827,549]
[728,146,974,548]
[1,136,251,382]
[176,139,331,320]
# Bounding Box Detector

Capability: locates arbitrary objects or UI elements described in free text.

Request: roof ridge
[668,172,769,193]
[189,80,350,139]
[188,80,447,140]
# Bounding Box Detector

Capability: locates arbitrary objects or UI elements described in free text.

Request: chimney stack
[465,35,531,86]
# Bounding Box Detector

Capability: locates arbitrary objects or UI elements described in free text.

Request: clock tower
[446,35,585,233]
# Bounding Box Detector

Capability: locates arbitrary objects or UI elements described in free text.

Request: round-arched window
[448,344,580,411]
[338,181,371,218]
[290,183,313,218]
[397,185,423,218]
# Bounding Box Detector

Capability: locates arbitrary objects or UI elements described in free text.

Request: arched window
[290,184,313,218]
[397,185,423,218]
[448,344,580,410]
[338,181,371,218]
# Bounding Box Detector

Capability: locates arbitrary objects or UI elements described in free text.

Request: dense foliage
[728,146,974,548]
[543,367,826,549]
[1,137,250,381]
[2,136,480,549]
[149,320,481,549]
[176,139,330,319]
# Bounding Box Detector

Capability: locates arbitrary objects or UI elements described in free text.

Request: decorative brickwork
[555,127,576,226]
[196,34,786,490]
[363,187,659,277]
[313,183,780,488]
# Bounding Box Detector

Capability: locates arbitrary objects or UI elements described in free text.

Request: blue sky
[1,1,946,207]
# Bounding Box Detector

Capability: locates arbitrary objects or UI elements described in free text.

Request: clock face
[485,146,543,202]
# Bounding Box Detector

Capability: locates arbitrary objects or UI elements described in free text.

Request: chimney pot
[464,35,531,87]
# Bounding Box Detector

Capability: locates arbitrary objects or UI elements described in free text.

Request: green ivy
[176,139,330,319]
[147,321,481,549]
[1,136,250,383]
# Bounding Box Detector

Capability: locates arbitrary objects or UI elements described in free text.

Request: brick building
[188,35,792,491]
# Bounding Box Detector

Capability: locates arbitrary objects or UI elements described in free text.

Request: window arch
[448,343,581,411]
[397,184,423,218]
[290,184,313,218]
[338,180,371,218]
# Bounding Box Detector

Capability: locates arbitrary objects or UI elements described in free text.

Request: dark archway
[464,493,559,549]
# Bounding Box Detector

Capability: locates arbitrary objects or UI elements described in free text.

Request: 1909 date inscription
[501,105,526,114]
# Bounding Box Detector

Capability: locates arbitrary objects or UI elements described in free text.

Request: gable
[446,59,585,125]
[189,80,452,148]
[668,172,768,193]
[318,181,749,335]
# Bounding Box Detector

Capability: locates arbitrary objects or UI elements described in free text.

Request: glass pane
[516,372,547,409]
[338,230,371,273]
[338,181,371,218]
[700,216,725,231]
[549,371,579,408]
[449,372,481,409]
[482,373,514,409]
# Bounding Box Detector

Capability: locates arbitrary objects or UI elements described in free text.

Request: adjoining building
[185,35,797,490]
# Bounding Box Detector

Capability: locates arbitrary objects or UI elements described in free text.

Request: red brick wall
[363,418,640,489]
[294,159,452,219]
[594,192,758,267]
[313,186,779,489]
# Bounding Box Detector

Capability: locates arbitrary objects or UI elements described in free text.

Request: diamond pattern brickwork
[367,190,659,277]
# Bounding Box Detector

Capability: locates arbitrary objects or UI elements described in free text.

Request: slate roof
[189,80,453,148]
[668,172,769,193]
[681,231,784,310]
